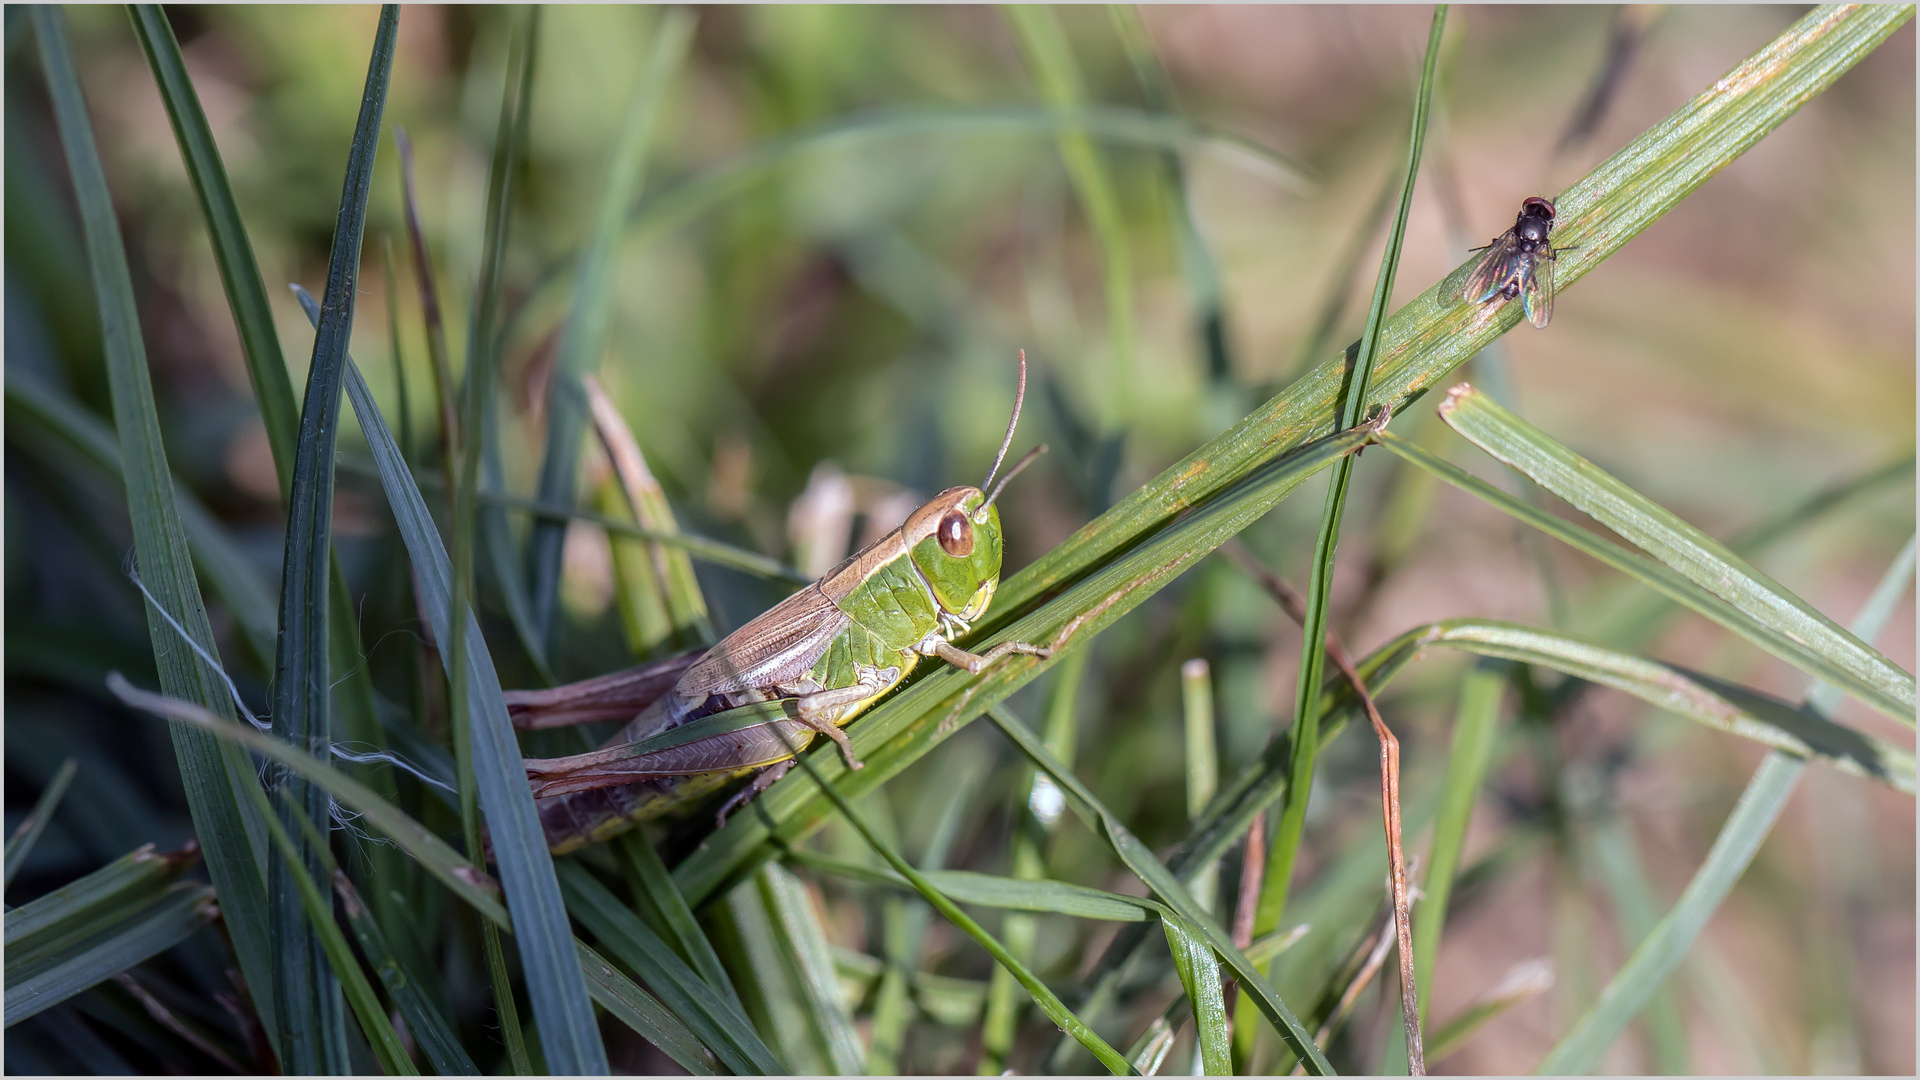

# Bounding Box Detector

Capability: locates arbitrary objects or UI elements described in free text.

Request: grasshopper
[511,356,1051,854]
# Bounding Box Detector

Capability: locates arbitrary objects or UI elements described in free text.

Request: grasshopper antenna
[981,350,1028,494]
[983,443,1046,512]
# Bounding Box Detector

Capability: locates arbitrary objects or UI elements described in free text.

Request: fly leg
[930,638,1052,675]
[714,761,793,829]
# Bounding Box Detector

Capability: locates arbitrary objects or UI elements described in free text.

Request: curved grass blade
[28,4,279,1050]
[4,758,77,893]
[104,674,732,1071]
[1257,12,1444,1075]
[1440,383,1914,722]
[528,9,695,642]
[1162,914,1231,1075]
[1538,533,1916,1074]
[1383,415,1915,725]
[557,863,778,1076]
[759,862,866,1075]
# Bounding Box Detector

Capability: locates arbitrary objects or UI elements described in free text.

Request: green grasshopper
[511,356,1050,854]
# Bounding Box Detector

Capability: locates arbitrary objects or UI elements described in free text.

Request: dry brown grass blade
[1222,539,1424,1073]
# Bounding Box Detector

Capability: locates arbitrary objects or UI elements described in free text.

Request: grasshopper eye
[937,510,974,557]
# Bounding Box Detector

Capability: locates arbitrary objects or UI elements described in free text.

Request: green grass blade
[777,737,1136,1076]
[28,3,279,1050]
[265,8,397,1069]
[574,942,718,1076]
[331,871,480,1076]
[760,862,868,1075]
[6,844,198,960]
[1439,384,1914,722]
[785,853,1158,922]
[986,706,1331,1074]
[124,4,297,496]
[615,832,746,1014]
[1005,5,1135,427]
[262,795,417,1076]
[1162,915,1231,1075]
[1413,660,1505,1024]
[527,9,694,642]
[1182,660,1220,912]
[1538,533,1916,1074]
[107,675,511,928]
[1257,17,1445,1054]
[982,4,1911,629]
[4,758,77,893]
[342,347,608,1071]
[673,424,1372,903]
[3,883,217,1028]
[557,862,779,1076]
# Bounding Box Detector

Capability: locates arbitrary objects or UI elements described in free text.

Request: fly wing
[1523,249,1556,328]
[1463,234,1520,305]
[675,585,848,700]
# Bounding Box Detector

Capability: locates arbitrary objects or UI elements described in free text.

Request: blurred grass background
[6,5,1913,1074]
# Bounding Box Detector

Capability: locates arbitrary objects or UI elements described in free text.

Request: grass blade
[29,3,279,1050]
[1538,532,1916,1073]
[331,870,480,1076]
[1162,915,1231,1075]
[760,862,868,1074]
[340,346,608,1071]
[574,941,718,1076]
[1256,11,1444,1075]
[1413,660,1505,1024]
[1440,383,1914,722]
[3,883,217,1028]
[782,852,1158,922]
[557,862,779,1076]
[260,796,417,1076]
[777,734,1137,1076]
[6,844,199,961]
[527,9,695,642]
[986,706,1331,1074]
[4,758,77,893]
[615,832,746,1013]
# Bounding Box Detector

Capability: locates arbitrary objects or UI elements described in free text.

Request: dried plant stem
[1223,539,1425,1073]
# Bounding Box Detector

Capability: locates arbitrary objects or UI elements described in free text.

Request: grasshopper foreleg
[929,638,1052,674]
[793,678,888,771]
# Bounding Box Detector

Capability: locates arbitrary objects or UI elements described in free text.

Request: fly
[1463,195,1566,328]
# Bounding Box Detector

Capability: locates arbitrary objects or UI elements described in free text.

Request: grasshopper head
[905,487,1001,621]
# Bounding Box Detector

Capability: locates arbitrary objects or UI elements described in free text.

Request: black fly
[1464,196,1565,328]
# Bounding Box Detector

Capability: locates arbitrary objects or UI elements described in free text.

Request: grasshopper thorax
[905,486,1002,622]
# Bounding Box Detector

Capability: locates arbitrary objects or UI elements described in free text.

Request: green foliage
[6,5,1911,1075]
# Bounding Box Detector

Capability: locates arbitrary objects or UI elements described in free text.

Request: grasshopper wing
[676,584,850,700]
[504,648,704,730]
